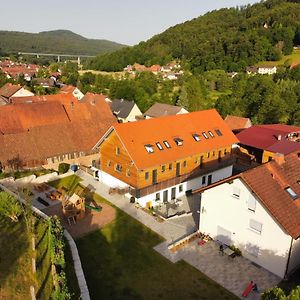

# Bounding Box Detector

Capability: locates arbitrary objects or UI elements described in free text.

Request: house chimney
[273,153,285,165]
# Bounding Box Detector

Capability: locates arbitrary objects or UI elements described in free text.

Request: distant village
[1,54,300,299]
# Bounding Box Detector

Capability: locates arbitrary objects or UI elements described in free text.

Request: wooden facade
[100,130,233,190]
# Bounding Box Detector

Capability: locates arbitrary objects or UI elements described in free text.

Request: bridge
[18,52,96,64]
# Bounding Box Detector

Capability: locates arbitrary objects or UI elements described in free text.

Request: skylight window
[145,144,154,153]
[215,129,223,136]
[208,131,215,138]
[192,134,200,142]
[285,187,298,200]
[174,138,183,146]
[163,140,171,149]
[202,132,209,139]
[156,142,163,150]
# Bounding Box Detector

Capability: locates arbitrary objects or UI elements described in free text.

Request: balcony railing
[130,154,235,198]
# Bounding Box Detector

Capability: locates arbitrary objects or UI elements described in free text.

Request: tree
[0,191,22,222]
[262,287,287,300]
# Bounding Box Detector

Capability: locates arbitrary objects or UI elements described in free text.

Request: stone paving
[155,239,280,299]
[77,170,196,241]
[77,171,280,299]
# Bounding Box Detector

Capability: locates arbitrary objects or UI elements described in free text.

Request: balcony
[130,154,235,198]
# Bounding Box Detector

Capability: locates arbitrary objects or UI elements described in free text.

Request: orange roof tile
[225,115,252,131]
[0,93,116,165]
[60,85,77,93]
[112,109,238,170]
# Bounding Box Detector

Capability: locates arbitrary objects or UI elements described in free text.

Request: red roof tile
[241,152,300,239]
[0,83,22,98]
[237,124,300,155]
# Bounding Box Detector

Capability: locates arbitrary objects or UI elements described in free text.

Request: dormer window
[285,187,298,200]
[215,129,223,136]
[163,140,171,149]
[202,132,209,139]
[145,144,154,153]
[192,134,200,142]
[174,138,183,146]
[208,131,214,138]
[156,142,163,150]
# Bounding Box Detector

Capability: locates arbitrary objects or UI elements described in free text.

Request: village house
[144,103,188,119]
[0,93,116,170]
[237,124,300,163]
[109,99,142,122]
[257,65,277,75]
[225,115,252,133]
[0,83,34,104]
[246,65,277,75]
[60,85,84,100]
[95,109,238,208]
[195,152,300,278]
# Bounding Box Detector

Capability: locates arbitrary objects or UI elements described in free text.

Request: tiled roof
[144,103,187,118]
[241,152,300,239]
[110,99,135,119]
[0,93,116,165]
[0,83,22,98]
[60,85,76,93]
[225,115,252,131]
[237,124,300,155]
[112,109,238,169]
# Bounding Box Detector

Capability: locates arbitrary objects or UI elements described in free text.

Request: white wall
[199,178,291,278]
[124,104,142,122]
[96,169,129,189]
[12,88,34,97]
[73,88,84,100]
[288,238,300,275]
[137,165,232,208]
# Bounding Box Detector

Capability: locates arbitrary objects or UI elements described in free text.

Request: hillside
[87,0,300,72]
[0,30,126,56]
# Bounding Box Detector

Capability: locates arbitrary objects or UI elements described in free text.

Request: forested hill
[87,0,300,72]
[0,30,126,56]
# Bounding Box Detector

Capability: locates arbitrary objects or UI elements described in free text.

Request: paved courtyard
[156,240,280,299]
[77,170,281,299]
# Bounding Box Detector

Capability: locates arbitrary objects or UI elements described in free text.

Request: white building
[257,66,277,75]
[196,152,300,278]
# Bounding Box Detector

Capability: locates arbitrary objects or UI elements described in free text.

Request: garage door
[217,225,232,245]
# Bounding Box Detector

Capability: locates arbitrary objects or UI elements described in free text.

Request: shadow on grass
[0,216,30,292]
[36,263,53,300]
[76,208,237,300]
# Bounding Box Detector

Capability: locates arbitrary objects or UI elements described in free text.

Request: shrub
[58,163,70,175]
[229,245,242,256]
[0,191,22,222]
[261,287,286,300]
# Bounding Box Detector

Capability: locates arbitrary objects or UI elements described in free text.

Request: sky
[0,0,259,45]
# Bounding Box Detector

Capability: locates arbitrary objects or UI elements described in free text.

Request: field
[256,49,300,67]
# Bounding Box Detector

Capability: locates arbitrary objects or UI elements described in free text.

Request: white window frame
[249,219,262,234]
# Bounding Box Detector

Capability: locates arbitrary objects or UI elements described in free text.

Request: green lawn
[256,49,300,67]
[76,201,238,300]
[48,174,82,192]
[0,216,34,300]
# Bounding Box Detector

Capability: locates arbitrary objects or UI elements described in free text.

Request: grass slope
[0,29,126,56]
[0,216,34,300]
[256,49,300,67]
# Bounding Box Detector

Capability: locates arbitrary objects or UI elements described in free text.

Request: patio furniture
[223,247,236,259]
